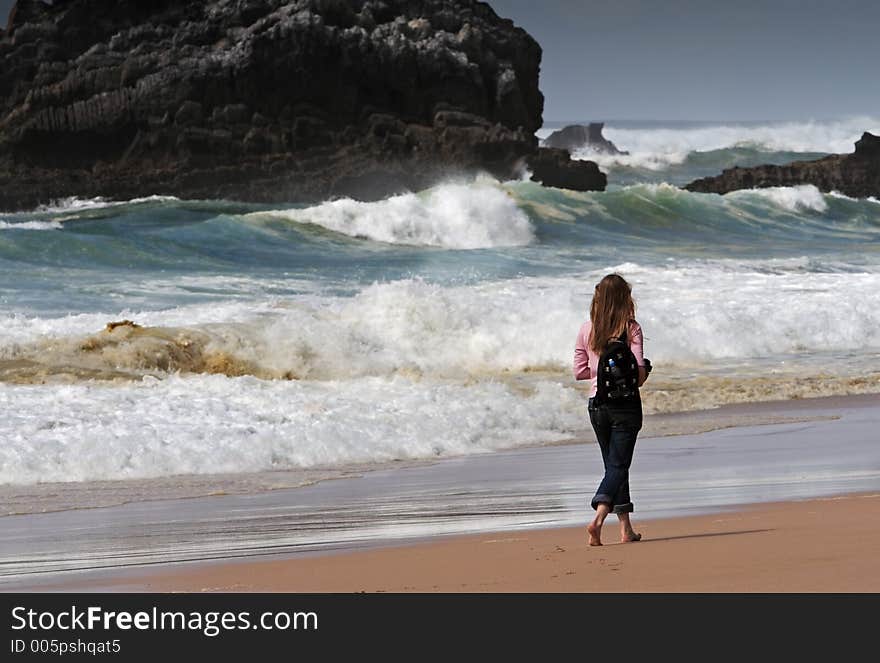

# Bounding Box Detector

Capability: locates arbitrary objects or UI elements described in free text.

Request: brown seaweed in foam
[104,319,141,332]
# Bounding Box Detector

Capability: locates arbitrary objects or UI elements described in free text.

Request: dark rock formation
[0,0,605,210]
[542,122,628,155]
[527,147,606,191]
[685,132,880,198]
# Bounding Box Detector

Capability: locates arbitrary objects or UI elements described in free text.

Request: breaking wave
[246,182,535,248]
[725,185,829,213]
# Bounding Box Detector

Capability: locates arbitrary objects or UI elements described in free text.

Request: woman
[573,273,648,546]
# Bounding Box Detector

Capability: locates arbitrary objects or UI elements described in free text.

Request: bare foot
[587,522,602,546]
[620,531,642,543]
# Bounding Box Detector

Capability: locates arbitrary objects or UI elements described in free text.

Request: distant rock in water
[685,132,880,198]
[0,0,605,210]
[527,147,606,191]
[542,123,628,155]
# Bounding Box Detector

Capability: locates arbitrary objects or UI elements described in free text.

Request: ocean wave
[245,181,534,249]
[0,178,876,273]
[513,181,880,250]
[571,146,690,171]
[726,185,829,213]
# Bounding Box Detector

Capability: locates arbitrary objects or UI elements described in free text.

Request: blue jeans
[588,396,642,513]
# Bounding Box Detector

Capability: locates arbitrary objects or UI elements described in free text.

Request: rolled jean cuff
[613,502,634,514]
[590,493,613,511]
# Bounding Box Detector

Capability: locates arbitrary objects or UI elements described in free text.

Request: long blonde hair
[588,273,635,353]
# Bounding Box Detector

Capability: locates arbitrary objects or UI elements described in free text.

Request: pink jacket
[573,319,645,397]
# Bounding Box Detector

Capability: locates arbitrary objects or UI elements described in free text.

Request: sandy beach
[130,492,880,592]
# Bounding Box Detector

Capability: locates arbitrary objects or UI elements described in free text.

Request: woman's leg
[596,405,642,542]
[588,401,612,545]
[592,424,637,514]
[617,512,641,543]
[587,503,611,546]
[611,428,640,541]
[589,403,612,505]
[614,464,641,542]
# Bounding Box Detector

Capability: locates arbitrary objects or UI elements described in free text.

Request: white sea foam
[625,263,880,361]
[726,185,829,213]
[828,191,862,203]
[0,375,583,485]
[246,182,534,248]
[0,220,63,231]
[2,365,878,486]
[0,297,297,349]
[33,195,180,214]
[34,197,116,213]
[538,116,880,170]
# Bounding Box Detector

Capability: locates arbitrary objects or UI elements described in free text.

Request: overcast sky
[491,0,880,121]
[4,0,878,122]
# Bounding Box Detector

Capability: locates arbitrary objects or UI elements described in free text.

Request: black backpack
[595,328,640,405]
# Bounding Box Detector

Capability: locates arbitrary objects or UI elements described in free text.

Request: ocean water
[1,118,879,486]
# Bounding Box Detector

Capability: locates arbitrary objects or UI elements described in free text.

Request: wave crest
[726,185,829,213]
[246,182,534,249]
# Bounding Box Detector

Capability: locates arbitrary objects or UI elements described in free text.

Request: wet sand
[133,492,880,592]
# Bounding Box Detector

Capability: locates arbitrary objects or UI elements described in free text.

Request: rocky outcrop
[0,0,605,210]
[685,132,880,198]
[542,122,628,155]
[527,147,606,191]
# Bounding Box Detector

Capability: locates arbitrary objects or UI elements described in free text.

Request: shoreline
[2,392,876,517]
[34,492,880,592]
